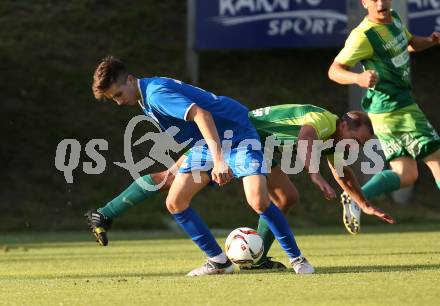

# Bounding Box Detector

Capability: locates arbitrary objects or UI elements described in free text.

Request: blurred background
[1,0,439,232]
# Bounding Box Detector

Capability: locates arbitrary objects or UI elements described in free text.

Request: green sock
[255,216,275,265]
[98,175,158,219]
[362,170,401,200]
[436,181,440,190]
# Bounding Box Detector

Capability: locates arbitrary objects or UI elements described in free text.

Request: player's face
[105,76,138,106]
[362,0,392,23]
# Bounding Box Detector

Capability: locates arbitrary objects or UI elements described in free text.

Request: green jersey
[335,10,414,114]
[249,104,338,147]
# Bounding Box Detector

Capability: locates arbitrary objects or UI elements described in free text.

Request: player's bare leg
[423,149,440,189]
[390,157,419,188]
[165,172,210,213]
[267,166,299,214]
[166,172,234,276]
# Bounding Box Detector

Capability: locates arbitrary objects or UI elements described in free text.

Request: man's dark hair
[92,56,128,99]
[341,111,374,135]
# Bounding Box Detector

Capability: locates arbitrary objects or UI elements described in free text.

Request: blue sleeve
[148,87,195,121]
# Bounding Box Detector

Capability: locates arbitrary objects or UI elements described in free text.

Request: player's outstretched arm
[408,32,440,52]
[327,159,395,224]
[186,105,232,186]
[328,61,378,89]
[298,126,336,200]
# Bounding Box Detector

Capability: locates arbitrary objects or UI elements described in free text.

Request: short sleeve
[149,87,195,121]
[335,28,374,67]
[302,111,337,140]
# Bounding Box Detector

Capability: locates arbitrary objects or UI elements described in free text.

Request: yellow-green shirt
[249,104,338,155]
[335,10,414,114]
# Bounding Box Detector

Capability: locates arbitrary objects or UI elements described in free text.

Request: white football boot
[341,192,361,235]
[186,259,234,277]
[290,256,315,274]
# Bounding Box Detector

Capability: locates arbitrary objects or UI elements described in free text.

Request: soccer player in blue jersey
[89,56,314,275]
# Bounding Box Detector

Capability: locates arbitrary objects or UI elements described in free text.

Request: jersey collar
[137,78,150,110]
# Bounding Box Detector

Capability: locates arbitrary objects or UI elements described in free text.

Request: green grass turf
[1,226,439,306]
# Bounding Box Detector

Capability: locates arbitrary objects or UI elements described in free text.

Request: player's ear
[340,120,349,133]
[361,0,368,9]
[127,74,135,84]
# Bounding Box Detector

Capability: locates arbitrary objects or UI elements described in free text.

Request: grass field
[1,225,439,306]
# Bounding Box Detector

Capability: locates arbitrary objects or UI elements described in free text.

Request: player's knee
[248,196,270,214]
[165,195,187,214]
[151,171,175,192]
[162,171,176,191]
[275,190,299,213]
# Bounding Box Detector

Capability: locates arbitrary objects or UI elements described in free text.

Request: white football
[225,227,264,267]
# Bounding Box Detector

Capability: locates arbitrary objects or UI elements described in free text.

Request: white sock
[209,252,227,264]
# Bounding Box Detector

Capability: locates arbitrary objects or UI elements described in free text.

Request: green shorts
[369,103,440,161]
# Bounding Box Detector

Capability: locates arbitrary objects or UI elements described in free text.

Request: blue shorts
[179,139,267,178]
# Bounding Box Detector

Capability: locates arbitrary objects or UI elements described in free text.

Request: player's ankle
[209,252,228,264]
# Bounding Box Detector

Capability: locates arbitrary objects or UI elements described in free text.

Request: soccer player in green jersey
[86,103,394,270]
[328,0,440,212]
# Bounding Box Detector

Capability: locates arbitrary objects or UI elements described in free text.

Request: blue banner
[194,1,440,50]
[195,0,348,50]
[408,0,440,36]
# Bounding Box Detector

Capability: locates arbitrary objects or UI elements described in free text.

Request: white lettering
[256,0,289,12]
[220,0,236,15]
[282,19,294,35]
[236,0,256,13]
[267,17,338,36]
[408,0,440,9]
[220,0,325,16]
[312,18,325,34]
[267,19,280,35]
[295,0,322,6]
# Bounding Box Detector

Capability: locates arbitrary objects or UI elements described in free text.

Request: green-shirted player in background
[86,103,395,270]
[328,0,440,221]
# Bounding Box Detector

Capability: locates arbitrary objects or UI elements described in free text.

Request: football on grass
[225,227,264,267]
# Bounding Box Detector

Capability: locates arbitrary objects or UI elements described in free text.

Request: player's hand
[212,159,233,186]
[359,201,396,224]
[430,32,440,44]
[310,173,336,200]
[356,70,379,89]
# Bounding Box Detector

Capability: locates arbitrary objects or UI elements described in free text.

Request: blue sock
[259,203,301,259]
[172,207,222,258]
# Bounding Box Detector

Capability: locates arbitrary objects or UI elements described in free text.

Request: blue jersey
[137,77,256,147]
